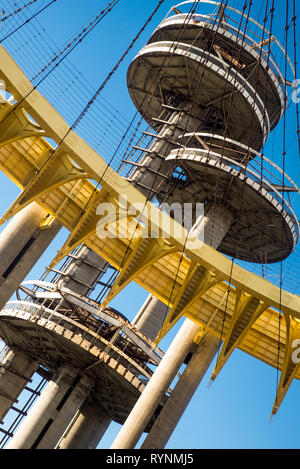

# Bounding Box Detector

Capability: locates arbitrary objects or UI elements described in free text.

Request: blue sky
[0,0,300,449]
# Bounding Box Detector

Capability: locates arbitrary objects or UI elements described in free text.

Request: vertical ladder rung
[10,406,27,417]
[24,387,41,396]
[0,428,14,438]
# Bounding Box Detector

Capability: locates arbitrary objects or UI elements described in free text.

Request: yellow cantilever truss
[0,45,300,414]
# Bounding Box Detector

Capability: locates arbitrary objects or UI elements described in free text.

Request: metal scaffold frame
[0,366,50,448]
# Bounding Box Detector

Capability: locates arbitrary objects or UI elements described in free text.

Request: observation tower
[0,0,299,450]
[125,1,297,262]
[110,1,299,448]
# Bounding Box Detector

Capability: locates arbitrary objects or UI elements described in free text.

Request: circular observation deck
[127,1,295,155]
[0,282,165,428]
[127,40,270,153]
[126,1,298,264]
[159,146,299,263]
[148,11,285,131]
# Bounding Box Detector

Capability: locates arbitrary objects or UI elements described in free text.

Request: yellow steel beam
[155,263,223,341]
[271,316,300,417]
[49,188,130,267]
[0,46,300,413]
[102,235,178,306]
[0,45,299,321]
[0,148,88,225]
[210,290,269,382]
[0,102,45,147]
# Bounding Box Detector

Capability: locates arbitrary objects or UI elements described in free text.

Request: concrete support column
[110,318,202,449]
[57,244,108,298]
[141,332,219,448]
[0,201,61,309]
[6,366,92,449]
[113,204,234,448]
[128,103,203,199]
[0,203,60,421]
[51,247,112,448]
[132,296,167,342]
[56,400,111,449]
[0,349,38,422]
[193,203,235,250]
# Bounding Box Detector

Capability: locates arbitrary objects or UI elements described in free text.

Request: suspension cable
[275,0,290,407]
[0,0,57,43]
[0,0,40,23]
[292,0,300,161]
[32,0,120,81]
[22,0,167,250]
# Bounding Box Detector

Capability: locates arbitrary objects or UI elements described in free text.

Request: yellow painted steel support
[39,214,56,230]
[271,316,300,416]
[0,104,45,146]
[0,149,88,225]
[49,189,131,267]
[1,45,300,320]
[155,264,223,342]
[0,101,13,121]
[210,290,269,381]
[0,43,299,325]
[102,235,178,307]
[1,45,300,414]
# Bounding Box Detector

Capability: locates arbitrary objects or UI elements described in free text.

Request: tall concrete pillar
[141,332,219,448]
[6,366,92,449]
[0,201,61,309]
[56,244,108,298]
[0,349,39,423]
[111,204,233,449]
[53,245,112,448]
[0,202,61,421]
[56,400,111,449]
[132,296,167,342]
[110,319,202,449]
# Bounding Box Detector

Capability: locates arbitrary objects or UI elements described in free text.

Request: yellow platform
[0,45,299,414]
